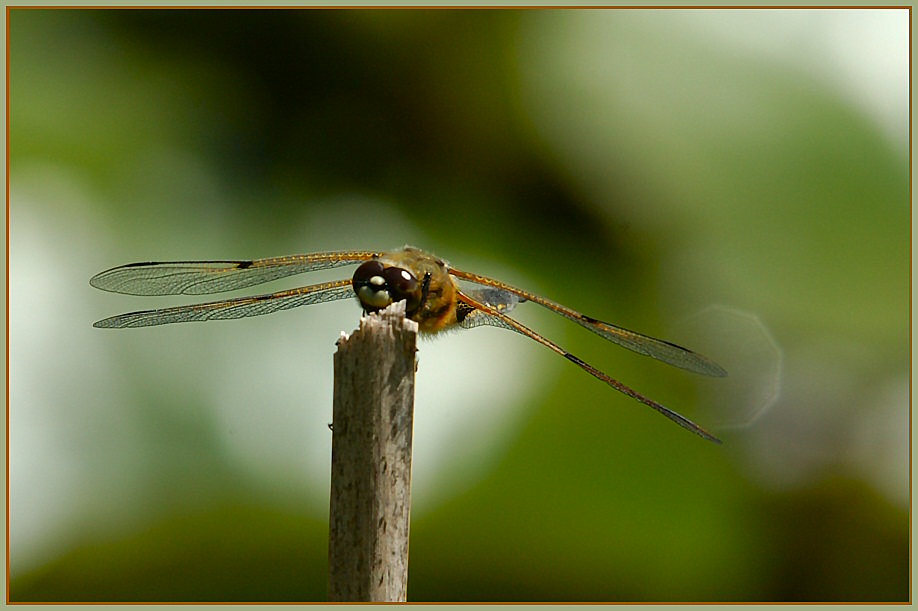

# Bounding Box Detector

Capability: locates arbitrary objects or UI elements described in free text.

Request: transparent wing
[449,268,726,377]
[455,280,524,314]
[456,290,721,444]
[90,250,378,296]
[93,279,355,328]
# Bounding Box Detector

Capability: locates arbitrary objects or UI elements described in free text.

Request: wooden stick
[327,300,418,602]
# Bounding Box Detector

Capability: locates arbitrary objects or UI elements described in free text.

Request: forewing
[449,267,726,377]
[93,279,355,328]
[90,251,377,296]
[574,318,727,377]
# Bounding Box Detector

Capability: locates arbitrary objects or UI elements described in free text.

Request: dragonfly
[91,245,726,443]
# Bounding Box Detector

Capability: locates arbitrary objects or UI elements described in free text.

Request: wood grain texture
[328,301,418,602]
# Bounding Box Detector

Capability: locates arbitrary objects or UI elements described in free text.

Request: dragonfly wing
[456,289,721,443]
[93,279,355,328]
[573,318,728,377]
[457,305,518,333]
[90,251,377,296]
[455,280,523,315]
[449,267,726,377]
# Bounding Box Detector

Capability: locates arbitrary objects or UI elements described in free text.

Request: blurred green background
[9,8,909,602]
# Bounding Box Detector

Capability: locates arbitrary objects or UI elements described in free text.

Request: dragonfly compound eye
[381,266,421,311]
[352,260,391,312]
[352,261,421,314]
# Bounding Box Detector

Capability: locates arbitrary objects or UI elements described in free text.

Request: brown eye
[353,260,384,287]
[352,262,421,314]
[382,267,419,301]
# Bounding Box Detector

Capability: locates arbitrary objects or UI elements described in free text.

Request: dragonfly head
[352,260,423,315]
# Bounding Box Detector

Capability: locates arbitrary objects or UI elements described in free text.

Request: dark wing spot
[456,301,476,323]
[123,261,159,268]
